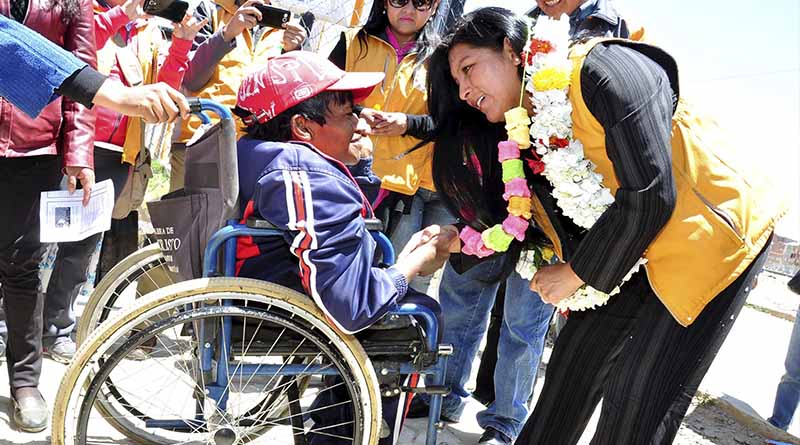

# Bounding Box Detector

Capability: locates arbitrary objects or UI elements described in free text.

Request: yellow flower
[532,66,571,91]
[541,246,555,262]
[507,126,531,149]
[507,196,532,220]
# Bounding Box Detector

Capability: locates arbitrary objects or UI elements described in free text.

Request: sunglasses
[387,0,434,11]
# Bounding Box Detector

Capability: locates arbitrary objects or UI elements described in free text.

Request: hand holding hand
[172,14,209,41]
[530,263,585,305]
[398,225,458,277]
[64,166,95,207]
[281,21,307,51]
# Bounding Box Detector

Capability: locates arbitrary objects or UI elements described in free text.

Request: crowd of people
[0,0,792,444]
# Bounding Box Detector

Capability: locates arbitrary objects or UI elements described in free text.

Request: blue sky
[463,0,800,238]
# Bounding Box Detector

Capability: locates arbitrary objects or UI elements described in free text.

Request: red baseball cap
[237,51,385,125]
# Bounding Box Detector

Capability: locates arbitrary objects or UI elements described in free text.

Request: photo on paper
[55,207,71,228]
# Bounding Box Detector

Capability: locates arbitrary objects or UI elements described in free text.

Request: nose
[458,81,472,103]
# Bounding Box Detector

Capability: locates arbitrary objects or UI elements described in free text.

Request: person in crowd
[328,0,454,293]
[767,270,800,431]
[233,50,456,444]
[170,0,307,192]
[0,14,189,124]
[0,0,95,432]
[473,0,644,412]
[426,7,784,444]
[39,0,205,364]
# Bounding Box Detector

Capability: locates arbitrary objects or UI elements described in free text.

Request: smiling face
[306,100,362,166]
[535,0,587,18]
[448,41,523,123]
[385,0,438,43]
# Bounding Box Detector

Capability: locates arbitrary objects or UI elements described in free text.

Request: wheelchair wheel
[53,278,382,445]
[76,243,176,345]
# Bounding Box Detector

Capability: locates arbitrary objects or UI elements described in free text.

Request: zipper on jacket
[692,189,743,240]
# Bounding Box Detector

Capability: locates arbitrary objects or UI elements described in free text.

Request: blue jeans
[769,306,800,430]
[430,255,554,440]
[388,188,455,292]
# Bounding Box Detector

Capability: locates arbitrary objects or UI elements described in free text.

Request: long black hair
[426,7,535,281]
[355,0,442,68]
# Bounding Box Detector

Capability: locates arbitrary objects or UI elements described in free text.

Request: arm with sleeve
[0,14,105,117]
[568,43,677,292]
[182,2,235,91]
[60,0,98,169]
[254,167,407,333]
[93,6,130,48]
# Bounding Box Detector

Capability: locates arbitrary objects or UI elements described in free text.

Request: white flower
[516,15,647,312]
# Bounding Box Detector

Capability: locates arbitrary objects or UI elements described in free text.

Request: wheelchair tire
[76,243,175,346]
[53,277,382,445]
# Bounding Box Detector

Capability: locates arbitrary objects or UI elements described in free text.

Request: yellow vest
[344,29,435,195]
[176,0,285,142]
[532,38,786,326]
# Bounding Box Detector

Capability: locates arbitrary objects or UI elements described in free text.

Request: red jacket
[0,0,96,169]
[93,4,192,148]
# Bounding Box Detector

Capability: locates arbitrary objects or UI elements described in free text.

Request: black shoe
[12,388,48,433]
[405,397,460,423]
[477,427,512,444]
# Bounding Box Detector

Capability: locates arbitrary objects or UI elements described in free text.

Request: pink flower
[502,215,529,241]
[460,226,495,258]
[497,140,520,162]
[503,178,532,201]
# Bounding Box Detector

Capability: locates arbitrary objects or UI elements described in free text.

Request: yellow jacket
[531,38,785,326]
[176,0,284,142]
[344,29,435,195]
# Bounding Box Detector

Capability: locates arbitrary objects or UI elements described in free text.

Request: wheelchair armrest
[364,218,384,232]
[246,216,279,229]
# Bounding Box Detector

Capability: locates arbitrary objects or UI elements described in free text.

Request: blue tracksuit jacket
[235,138,406,333]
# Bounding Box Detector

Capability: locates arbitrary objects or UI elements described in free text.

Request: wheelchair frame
[57,99,451,445]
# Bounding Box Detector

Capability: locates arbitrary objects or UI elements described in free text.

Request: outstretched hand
[94,81,190,123]
[172,14,209,42]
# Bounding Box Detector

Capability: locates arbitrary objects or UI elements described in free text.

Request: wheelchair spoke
[70,296,373,444]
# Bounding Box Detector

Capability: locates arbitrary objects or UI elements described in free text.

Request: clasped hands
[396,225,460,278]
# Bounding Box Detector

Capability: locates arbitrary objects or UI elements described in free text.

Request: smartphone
[143,0,189,23]
[253,4,291,29]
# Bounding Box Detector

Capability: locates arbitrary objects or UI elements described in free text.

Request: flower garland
[459,15,645,312]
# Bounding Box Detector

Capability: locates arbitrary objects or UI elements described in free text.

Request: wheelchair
[52,100,452,445]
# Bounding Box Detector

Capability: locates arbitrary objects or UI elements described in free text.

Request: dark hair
[426,7,533,281]
[52,0,81,23]
[234,91,353,142]
[355,0,442,68]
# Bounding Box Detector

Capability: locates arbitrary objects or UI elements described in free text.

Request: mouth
[544,0,561,7]
[475,95,486,110]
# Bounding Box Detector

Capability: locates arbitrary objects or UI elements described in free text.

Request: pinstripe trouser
[517,238,771,445]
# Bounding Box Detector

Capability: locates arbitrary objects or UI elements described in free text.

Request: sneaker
[12,387,49,433]
[46,337,76,364]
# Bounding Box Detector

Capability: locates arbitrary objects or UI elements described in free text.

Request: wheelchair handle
[188,98,233,124]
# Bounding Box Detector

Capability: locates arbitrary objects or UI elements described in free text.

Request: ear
[290,115,313,141]
[503,37,521,66]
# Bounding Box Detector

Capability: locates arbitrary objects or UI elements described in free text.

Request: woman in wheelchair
[232,51,458,444]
